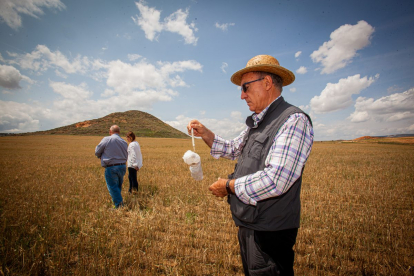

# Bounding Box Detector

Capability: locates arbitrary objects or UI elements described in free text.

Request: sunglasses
[241,78,264,93]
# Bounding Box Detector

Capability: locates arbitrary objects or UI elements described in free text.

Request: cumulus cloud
[101,89,116,97]
[310,74,378,114]
[311,20,375,74]
[0,65,35,89]
[0,0,66,30]
[2,44,203,133]
[289,87,297,93]
[7,45,90,74]
[296,66,307,74]
[50,81,92,100]
[221,62,228,73]
[0,65,23,89]
[47,80,181,128]
[295,51,302,58]
[132,1,198,45]
[348,88,414,123]
[0,100,52,132]
[215,22,235,31]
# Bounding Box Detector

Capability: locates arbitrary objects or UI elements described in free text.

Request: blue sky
[0,0,413,140]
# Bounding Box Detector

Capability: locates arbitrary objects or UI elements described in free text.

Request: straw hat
[231,55,295,86]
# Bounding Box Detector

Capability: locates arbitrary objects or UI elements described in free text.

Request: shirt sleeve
[128,143,136,166]
[95,137,108,158]
[210,128,249,160]
[134,142,143,169]
[234,113,314,206]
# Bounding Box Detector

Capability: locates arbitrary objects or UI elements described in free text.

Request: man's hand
[209,178,234,198]
[187,119,215,148]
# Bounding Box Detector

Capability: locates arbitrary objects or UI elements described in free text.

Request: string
[191,128,195,152]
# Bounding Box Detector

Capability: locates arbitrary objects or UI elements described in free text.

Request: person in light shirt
[126,131,143,193]
[95,125,128,208]
[188,55,314,276]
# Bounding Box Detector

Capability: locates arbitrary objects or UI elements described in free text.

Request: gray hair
[253,71,283,92]
[110,125,120,133]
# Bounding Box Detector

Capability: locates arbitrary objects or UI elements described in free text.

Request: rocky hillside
[31,110,189,139]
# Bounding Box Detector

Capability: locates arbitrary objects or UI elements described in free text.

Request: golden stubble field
[0,135,413,275]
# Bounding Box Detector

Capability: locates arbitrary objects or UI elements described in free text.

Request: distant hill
[350,135,414,145]
[27,110,189,139]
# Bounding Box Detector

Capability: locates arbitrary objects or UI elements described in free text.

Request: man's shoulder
[100,135,111,142]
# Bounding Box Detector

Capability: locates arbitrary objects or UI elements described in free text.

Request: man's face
[240,72,269,114]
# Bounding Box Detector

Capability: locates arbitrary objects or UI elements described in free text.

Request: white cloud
[128,54,142,61]
[0,65,23,89]
[50,81,92,100]
[54,69,67,79]
[164,9,198,45]
[215,22,235,31]
[165,113,246,140]
[295,51,302,58]
[8,45,90,74]
[2,44,203,133]
[221,62,228,73]
[132,1,163,41]
[158,60,203,76]
[296,66,307,74]
[0,65,34,89]
[387,85,402,94]
[310,74,378,114]
[289,87,296,93]
[0,0,66,30]
[0,100,52,132]
[348,88,414,123]
[0,53,4,62]
[348,110,370,123]
[132,1,198,45]
[311,20,375,74]
[101,89,116,97]
[231,111,243,120]
[169,75,187,87]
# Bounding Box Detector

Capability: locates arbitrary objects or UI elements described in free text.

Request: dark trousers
[238,227,298,276]
[127,167,139,192]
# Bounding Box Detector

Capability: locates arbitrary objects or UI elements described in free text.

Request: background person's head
[109,125,120,135]
[126,131,136,142]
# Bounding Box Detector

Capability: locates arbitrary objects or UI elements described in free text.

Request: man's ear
[264,75,273,90]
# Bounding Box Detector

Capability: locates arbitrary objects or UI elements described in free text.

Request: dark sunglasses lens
[242,84,246,92]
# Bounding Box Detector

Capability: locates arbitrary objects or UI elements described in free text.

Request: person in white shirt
[126,131,143,193]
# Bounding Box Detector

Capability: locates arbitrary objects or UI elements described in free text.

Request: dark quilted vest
[228,96,312,231]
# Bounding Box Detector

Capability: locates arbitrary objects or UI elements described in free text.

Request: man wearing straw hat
[188,55,314,275]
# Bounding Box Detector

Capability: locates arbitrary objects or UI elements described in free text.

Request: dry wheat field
[0,135,413,275]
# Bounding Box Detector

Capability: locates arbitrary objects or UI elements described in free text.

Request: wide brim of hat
[231,64,295,87]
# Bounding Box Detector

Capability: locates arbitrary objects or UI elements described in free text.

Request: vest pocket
[248,134,269,160]
[229,194,259,223]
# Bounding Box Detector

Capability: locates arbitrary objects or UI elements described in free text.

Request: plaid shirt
[211,98,314,206]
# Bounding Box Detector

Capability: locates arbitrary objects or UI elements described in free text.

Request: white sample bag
[183,150,203,181]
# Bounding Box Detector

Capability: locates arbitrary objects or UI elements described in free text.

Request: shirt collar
[251,96,281,128]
